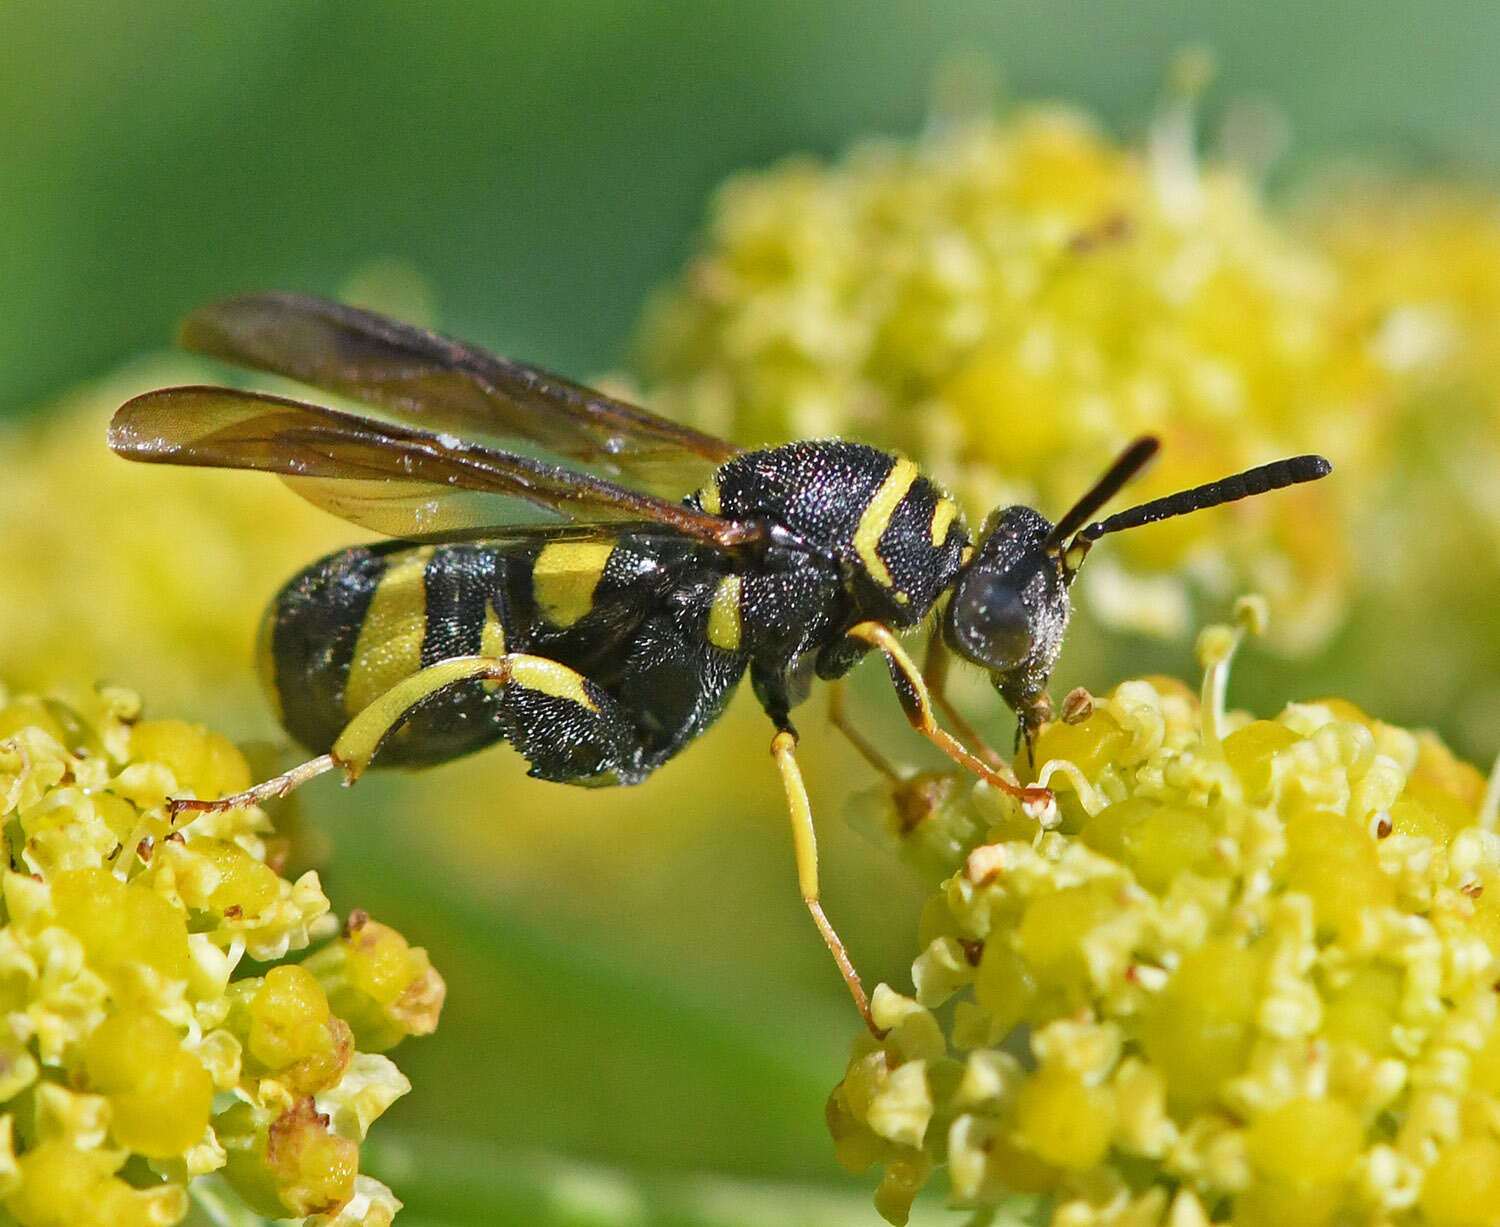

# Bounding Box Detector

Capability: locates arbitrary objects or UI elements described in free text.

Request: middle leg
[770,728,880,1035]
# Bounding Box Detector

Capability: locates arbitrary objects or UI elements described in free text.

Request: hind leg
[169,653,644,818]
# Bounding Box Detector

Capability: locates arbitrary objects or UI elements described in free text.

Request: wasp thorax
[944,506,1071,715]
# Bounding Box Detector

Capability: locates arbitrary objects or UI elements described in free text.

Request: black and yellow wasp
[110,293,1331,1030]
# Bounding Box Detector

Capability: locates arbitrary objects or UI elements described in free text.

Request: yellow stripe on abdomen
[533,541,614,627]
[854,458,919,588]
[344,547,434,717]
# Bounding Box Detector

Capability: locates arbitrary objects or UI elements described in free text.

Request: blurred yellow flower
[0,359,356,733]
[1305,176,1500,753]
[0,683,442,1226]
[638,107,1377,651]
[829,610,1500,1226]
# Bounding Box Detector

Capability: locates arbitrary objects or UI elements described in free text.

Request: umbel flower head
[0,683,443,1226]
[829,601,1500,1226]
[638,103,1372,652]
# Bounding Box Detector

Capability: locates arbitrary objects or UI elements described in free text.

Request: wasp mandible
[110,293,1331,1032]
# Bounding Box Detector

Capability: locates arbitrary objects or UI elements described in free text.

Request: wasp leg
[844,621,1051,807]
[922,624,1005,771]
[826,680,902,783]
[168,753,340,821]
[770,730,881,1035]
[170,652,640,820]
[168,655,515,820]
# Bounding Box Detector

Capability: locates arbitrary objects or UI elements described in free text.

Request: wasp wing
[178,292,740,496]
[109,385,762,548]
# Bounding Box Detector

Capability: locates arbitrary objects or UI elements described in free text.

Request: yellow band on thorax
[854,458,919,588]
[930,496,962,547]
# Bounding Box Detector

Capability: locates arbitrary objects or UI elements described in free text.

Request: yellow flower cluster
[0,685,443,1226]
[639,108,1369,650]
[829,612,1500,1226]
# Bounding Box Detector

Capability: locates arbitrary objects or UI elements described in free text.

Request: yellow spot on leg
[507,656,599,712]
[854,458,919,588]
[771,730,877,1032]
[697,477,722,516]
[706,574,743,651]
[344,548,434,718]
[533,542,614,627]
[334,655,507,778]
[772,731,819,901]
[331,652,601,779]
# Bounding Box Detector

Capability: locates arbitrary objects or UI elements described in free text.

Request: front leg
[843,622,1052,810]
[922,622,1005,771]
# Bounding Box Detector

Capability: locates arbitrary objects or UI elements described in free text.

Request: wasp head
[943,506,1071,732]
[943,439,1333,745]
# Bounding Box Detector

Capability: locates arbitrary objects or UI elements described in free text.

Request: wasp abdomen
[262,536,747,781]
[263,543,522,768]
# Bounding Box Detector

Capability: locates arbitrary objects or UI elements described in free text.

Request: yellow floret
[1418,1136,1500,1227]
[84,1010,213,1157]
[1136,939,1264,1115]
[267,1098,361,1218]
[50,867,194,1002]
[250,964,334,1071]
[1009,1065,1115,1169]
[128,719,252,801]
[305,911,446,1051]
[6,1139,181,1227]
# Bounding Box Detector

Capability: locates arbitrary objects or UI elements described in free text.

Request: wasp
[110,293,1331,1031]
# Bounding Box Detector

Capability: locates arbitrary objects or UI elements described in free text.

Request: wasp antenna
[1043,436,1160,553]
[1076,454,1332,545]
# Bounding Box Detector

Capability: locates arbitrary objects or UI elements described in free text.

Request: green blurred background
[9,0,1500,416]
[6,3,1499,1224]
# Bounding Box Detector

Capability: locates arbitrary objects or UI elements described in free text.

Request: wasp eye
[947,573,1035,670]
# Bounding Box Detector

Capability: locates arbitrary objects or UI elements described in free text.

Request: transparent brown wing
[109,386,763,548]
[178,292,740,496]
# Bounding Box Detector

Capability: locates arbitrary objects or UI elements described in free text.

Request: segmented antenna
[1076,454,1332,545]
[1043,436,1161,553]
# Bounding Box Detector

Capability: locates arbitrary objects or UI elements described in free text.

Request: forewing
[109,386,761,547]
[179,292,740,495]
